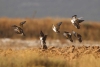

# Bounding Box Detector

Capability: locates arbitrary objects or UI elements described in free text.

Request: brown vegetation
[0,45,100,67]
[0,17,100,41]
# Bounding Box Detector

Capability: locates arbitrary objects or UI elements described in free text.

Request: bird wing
[40,31,44,37]
[55,22,62,31]
[77,34,82,38]
[18,27,24,33]
[20,21,26,27]
[63,32,73,42]
[77,34,82,42]
[77,17,84,23]
[68,33,72,39]
[78,17,83,20]
[43,35,47,41]
[78,20,84,23]
[78,38,82,42]
[63,32,71,39]
[56,22,62,26]
[73,21,80,29]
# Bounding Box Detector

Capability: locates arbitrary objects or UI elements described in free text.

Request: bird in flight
[12,25,25,36]
[72,31,82,42]
[71,15,84,29]
[52,22,62,33]
[63,31,73,42]
[40,31,48,49]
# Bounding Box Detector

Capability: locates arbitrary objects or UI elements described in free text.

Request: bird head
[72,15,77,18]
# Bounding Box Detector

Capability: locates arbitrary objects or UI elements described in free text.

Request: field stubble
[0,44,100,67]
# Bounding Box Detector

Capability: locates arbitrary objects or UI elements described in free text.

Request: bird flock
[12,15,84,49]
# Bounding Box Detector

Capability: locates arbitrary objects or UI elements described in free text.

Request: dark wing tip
[72,15,77,17]
[40,31,44,36]
[57,22,62,26]
[23,21,26,23]
[79,20,84,23]
[20,21,26,26]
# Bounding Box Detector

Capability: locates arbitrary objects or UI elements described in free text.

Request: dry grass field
[0,17,100,40]
[0,38,100,67]
[0,45,100,67]
[0,17,100,67]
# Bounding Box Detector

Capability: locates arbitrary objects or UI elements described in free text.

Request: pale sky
[0,0,100,21]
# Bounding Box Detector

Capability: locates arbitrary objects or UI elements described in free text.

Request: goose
[72,31,82,42]
[63,31,73,42]
[12,25,25,36]
[52,22,62,33]
[40,31,47,49]
[71,15,84,29]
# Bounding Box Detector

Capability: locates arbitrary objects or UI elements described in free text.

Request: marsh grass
[0,50,69,67]
[0,48,100,67]
[0,17,100,41]
[72,54,100,67]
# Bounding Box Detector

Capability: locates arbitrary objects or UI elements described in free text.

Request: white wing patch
[71,18,76,24]
[52,25,57,32]
[14,27,19,32]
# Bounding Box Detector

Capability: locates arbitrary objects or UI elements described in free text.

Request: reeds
[0,49,69,67]
[0,47,100,67]
[0,17,100,41]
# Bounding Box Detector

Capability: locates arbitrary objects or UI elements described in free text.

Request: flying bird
[52,22,62,33]
[40,31,47,49]
[72,31,82,42]
[63,31,73,42]
[12,25,25,36]
[71,15,84,29]
[20,21,26,27]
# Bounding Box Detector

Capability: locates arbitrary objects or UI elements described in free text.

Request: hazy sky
[0,0,100,21]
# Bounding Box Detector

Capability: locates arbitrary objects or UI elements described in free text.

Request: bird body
[71,15,84,29]
[63,31,73,42]
[52,25,58,32]
[52,22,62,33]
[12,21,26,36]
[72,31,82,42]
[40,31,47,49]
[12,25,25,36]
